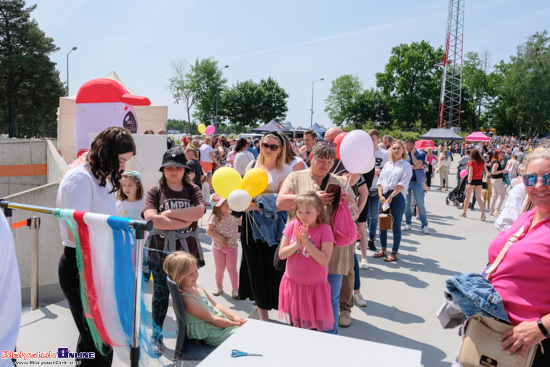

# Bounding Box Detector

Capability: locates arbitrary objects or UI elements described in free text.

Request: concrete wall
[0,140,48,197]
[6,182,65,305]
[46,139,68,183]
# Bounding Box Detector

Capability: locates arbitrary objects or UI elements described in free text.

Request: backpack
[320,174,359,247]
[331,193,359,247]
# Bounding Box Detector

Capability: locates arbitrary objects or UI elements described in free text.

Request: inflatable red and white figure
[75,78,151,157]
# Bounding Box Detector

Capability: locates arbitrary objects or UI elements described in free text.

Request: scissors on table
[231,349,263,358]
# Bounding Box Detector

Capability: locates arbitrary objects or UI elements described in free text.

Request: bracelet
[537,319,550,339]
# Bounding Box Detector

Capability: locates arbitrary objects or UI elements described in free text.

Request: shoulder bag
[459,225,541,367]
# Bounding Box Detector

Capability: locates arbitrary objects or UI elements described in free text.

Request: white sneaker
[423,226,430,234]
[404,224,412,231]
[353,293,367,307]
[360,258,370,270]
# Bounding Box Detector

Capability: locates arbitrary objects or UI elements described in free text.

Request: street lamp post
[215,65,229,127]
[310,78,324,127]
[66,47,77,96]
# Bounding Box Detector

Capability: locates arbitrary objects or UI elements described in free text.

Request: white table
[197,319,422,366]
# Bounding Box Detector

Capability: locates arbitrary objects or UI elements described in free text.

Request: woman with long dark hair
[57,127,136,366]
[459,148,488,220]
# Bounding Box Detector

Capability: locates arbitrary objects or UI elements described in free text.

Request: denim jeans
[405,181,428,228]
[353,253,360,291]
[326,274,343,334]
[380,192,406,253]
[366,194,380,241]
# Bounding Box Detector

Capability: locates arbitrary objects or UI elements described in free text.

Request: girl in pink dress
[278,191,335,331]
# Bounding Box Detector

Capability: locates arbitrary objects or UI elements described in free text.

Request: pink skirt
[278,274,334,331]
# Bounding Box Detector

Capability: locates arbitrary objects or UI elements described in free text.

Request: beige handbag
[459,314,538,367]
[459,225,541,367]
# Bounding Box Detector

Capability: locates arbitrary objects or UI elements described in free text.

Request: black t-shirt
[187,159,203,187]
[144,182,203,262]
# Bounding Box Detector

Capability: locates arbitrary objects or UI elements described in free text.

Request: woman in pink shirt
[487,148,550,364]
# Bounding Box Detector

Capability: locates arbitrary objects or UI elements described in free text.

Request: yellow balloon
[242,168,268,197]
[212,167,243,199]
[198,124,206,134]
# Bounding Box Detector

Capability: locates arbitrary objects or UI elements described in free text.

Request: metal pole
[0,200,151,233]
[30,216,40,311]
[215,85,220,128]
[66,47,77,96]
[310,78,324,127]
[130,229,146,367]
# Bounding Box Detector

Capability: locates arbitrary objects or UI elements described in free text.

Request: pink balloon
[205,125,216,135]
[340,130,374,173]
[460,169,468,179]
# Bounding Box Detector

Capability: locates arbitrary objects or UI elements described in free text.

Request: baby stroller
[445,174,467,207]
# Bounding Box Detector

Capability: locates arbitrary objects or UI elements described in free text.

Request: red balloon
[334,132,348,159]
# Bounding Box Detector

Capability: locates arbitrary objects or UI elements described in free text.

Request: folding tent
[465,131,490,142]
[419,128,463,141]
[251,119,290,133]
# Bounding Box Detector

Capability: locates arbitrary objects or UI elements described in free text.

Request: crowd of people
[50,126,550,365]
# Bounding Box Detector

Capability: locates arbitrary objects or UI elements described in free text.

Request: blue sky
[28,0,550,129]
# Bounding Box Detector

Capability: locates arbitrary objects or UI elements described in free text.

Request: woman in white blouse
[233,138,255,176]
[374,140,413,262]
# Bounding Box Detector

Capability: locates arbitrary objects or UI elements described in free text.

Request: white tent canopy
[57,71,168,164]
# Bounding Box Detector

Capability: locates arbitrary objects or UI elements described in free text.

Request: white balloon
[511,178,521,187]
[340,130,374,174]
[227,189,252,212]
[360,156,376,173]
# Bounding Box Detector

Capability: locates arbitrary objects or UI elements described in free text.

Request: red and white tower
[438,0,465,129]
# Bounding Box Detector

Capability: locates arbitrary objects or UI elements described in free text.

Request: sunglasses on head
[319,140,336,147]
[261,142,281,151]
[522,173,550,187]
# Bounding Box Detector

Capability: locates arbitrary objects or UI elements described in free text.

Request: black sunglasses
[522,173,550,187]
[261,142,281,151]
[319,140,336,147]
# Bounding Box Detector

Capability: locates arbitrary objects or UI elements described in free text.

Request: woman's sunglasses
[261,143,281,151]
[523,173,550,187]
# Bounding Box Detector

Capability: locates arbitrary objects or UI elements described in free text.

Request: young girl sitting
[278,191,335,332]
[205,194,240,299]
[163,251,246,346]
[116,171,145,220]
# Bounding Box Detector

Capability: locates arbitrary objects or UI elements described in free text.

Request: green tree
[507,31,550,136]
[168,56,193,132]
[324,74,362,126]
[0,0,65,137]
[167,119,185,133]
[221,80,263,130]
[351,88,391,129]
[462,50,491,130]
[187,57,227,126]
[485,31,550,136]
[376,41,444,131]
[258,77,288,123]
[220,77,288,130]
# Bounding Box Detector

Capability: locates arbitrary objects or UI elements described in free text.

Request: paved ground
[16,158,505,366]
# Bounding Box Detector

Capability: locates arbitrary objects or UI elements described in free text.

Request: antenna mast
[438,0,465,129]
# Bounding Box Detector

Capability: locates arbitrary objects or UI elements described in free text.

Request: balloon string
[345,174,351,193]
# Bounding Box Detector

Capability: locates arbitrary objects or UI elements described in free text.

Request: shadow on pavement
[342,319,452,367]
[363,265,429,288]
